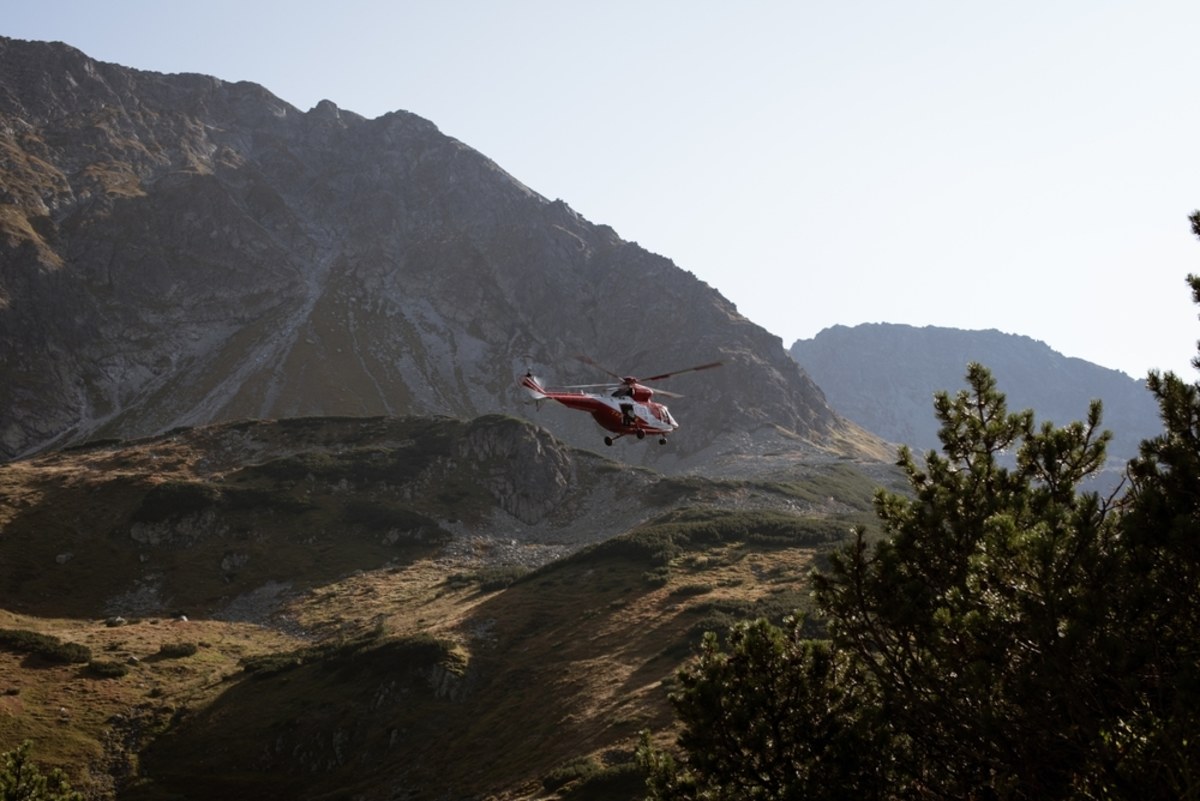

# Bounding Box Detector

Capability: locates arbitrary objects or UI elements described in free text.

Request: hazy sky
[8,1,1200,378]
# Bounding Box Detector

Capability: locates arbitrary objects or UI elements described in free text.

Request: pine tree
[0,742,83,801]
[643,362,1121,800]
[813,364,1117,799]
[641,223,1200,801]
[1107,269,1200,798]
[641,618,889,801]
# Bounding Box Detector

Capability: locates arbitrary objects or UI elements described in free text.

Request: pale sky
[7,1,1200,378]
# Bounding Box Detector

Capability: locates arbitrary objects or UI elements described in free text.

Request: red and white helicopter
[520,356,722,446]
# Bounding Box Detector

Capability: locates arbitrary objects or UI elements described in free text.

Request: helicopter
[520,355,723,446]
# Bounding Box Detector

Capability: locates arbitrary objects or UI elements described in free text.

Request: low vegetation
[0,740,83,800]
[131,481,220,524]
[86,659,130,679]
[0,629,91,665]
[239,631,453,679]
[543,756,644,799]
[447,564,532,592]
[647,465,880,511]
[156,642,198,659]
[567,508,850,582]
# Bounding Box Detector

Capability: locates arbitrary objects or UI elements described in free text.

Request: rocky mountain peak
[0,36,879,469]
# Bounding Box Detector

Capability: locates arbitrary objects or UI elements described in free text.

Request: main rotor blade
[642,361,724,383]
[576,354,623,381]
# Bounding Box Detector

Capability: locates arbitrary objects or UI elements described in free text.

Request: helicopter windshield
[651,404,676,426]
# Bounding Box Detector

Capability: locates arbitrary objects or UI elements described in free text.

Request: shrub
[51,642,92,663]
[543,758,603,792]
[241,652,303,677]
[340,499,431,532]
[448,565,531,592]
[132,481,220,523]
[221,486,314,513]
[543,758,645,800]
[158,642,198,659]
[0,629,91,664]
[0,629,57,653]
[88,659,130,679]
[0,740,83,800]
[244,454,324,482]
[242,632,454,679]
[579,509,851,576]
[642,567,671,586]
[668,583,714,598]
[562,761,645,800]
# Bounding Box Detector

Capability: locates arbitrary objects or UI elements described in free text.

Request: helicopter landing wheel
[659,437,668,445]
[636,429,645,440]
[604,436,614,447]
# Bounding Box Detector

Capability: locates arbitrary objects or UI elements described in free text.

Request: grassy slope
[0,417,886,799]
[125,517,846,800]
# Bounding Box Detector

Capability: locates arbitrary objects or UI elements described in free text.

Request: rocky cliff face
[790,323,1162,465]
[0,37,871,468]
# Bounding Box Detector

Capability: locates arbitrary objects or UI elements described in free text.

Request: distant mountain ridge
[790,323,1162,466]
[0,36,881,468]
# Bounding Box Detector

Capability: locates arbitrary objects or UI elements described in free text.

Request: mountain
[0,415,881,799]
[790,323,1162,467]
[0,36,883,469]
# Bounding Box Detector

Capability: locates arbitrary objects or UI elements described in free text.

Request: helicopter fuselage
[520,373,678,445]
